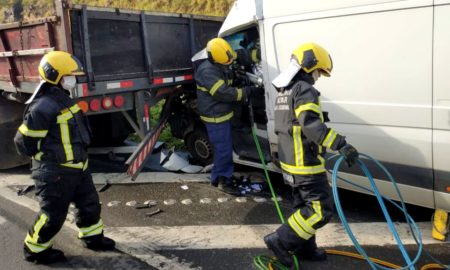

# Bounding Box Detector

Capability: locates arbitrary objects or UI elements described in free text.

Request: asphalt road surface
[0,156,448,270]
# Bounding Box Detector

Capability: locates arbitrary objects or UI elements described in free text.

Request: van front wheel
[185,128,213,166]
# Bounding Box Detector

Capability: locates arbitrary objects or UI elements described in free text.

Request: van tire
[185,128,213,166]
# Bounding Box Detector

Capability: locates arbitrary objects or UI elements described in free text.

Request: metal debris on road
[235,197,247,203]
[135,203,153,209]
[16,185,35,196]
[97,182,111,192]
[217,197,229,203]
[144,200,157,206]
[163,199,177,205]
[107,201,121,207]
[145,208,162,217]
[200,198,212,204]
[126,201,138,207]
[181,199,193,205]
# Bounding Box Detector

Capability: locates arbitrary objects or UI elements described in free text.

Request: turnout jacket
[274,78,347,176]
[14,84,91,171]
[195,60,247,123]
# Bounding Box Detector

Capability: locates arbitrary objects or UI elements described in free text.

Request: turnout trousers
[277,173,334,251]
[24,168,103,253]
[205,121,234,184]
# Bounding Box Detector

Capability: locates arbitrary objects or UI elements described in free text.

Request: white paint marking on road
[106,222,443,250]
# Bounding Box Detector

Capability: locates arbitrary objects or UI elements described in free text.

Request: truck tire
[0,96,30,169]
[185,128,213,166]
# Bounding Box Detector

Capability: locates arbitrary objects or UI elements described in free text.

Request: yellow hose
[420,264,447,270]
[325,250,448,270]
[325,249,401,269]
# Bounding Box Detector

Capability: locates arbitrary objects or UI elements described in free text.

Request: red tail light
[102,97,113,110]
[90,98,101,112]
[114,95,125,108]
[153,77,164,84]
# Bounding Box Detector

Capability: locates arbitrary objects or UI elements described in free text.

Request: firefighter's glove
[339,144,359,167]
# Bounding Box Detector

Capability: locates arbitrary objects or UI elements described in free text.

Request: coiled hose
[250,123,449,270]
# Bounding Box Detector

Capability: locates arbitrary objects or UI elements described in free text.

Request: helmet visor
[70,55,85,76]
[272,59,301,88]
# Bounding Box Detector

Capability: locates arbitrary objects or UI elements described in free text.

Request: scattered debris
[235,197,247,203]
[181,165,204,173]
[143,144,211,173]
[97,182,111,192]
[180,185,189,190]
[16,185,35,196]
[201,164,213,173]
[135,203,153,209]
[145,208,162,217]
[144,200,157,206]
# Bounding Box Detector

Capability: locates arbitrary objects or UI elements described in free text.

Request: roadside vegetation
[149,100,185,150]
[0,0,233,22]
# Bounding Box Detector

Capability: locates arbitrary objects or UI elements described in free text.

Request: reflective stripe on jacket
[274,79,346,176]
[14,84,91,170]
[195,60,246,123]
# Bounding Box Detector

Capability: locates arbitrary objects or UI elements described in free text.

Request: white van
[174,0,450,211]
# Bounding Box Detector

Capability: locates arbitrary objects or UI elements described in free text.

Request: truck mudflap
[0,97,29,169]
[125,95,175,180]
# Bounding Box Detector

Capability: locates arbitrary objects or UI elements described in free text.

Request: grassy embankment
[0,0,233,22]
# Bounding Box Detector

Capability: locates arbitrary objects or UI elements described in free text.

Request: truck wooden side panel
[0,19,60,90]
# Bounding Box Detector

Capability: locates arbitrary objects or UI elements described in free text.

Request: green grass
[149,100,185,150]
[1,0,232,22]
[129,100,185,150]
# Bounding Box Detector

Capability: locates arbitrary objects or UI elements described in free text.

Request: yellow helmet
[292,42,332,76]
[206,38,237,65]
[38,51,85,85]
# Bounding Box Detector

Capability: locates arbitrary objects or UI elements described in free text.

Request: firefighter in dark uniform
[195,38,256,195]
[264,43,359,266]
[14,51,115,264]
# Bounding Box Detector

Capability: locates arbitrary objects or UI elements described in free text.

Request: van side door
[263,0,435,208]
[432,0,450,212]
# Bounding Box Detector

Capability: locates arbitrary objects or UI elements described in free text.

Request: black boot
[295,235,327,261]
[217,176,241,196]
[81,234,115,251]
[264,232,293,267]
[24,246,66,264]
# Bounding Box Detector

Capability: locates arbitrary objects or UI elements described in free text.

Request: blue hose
[331,153,424,270]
